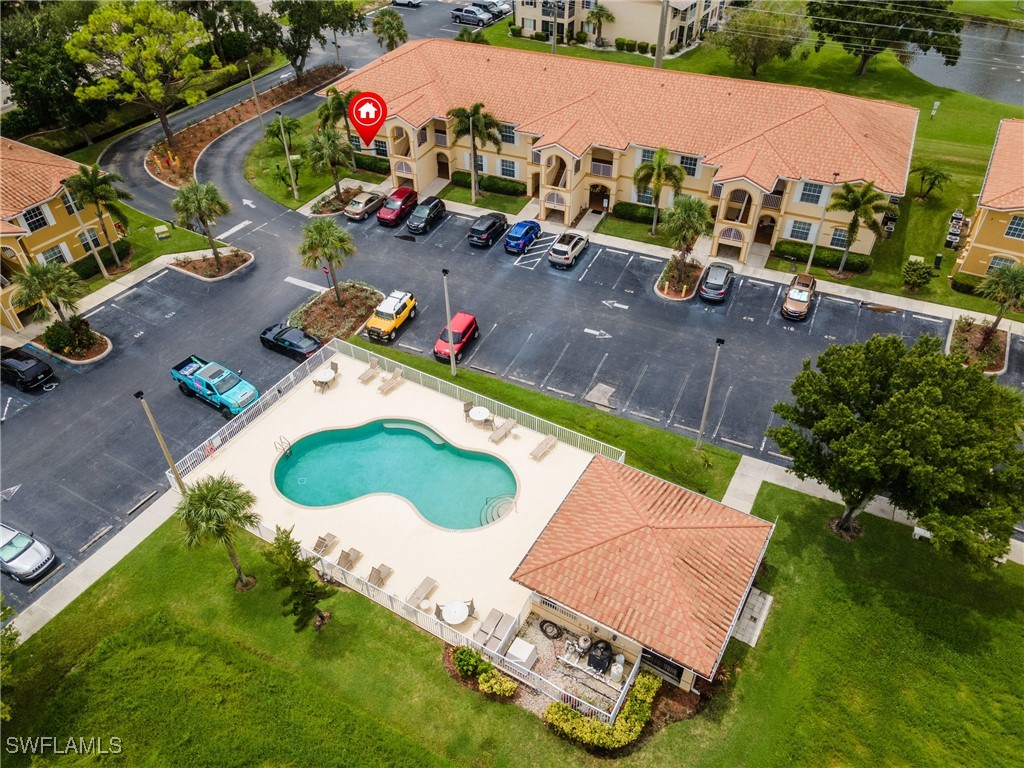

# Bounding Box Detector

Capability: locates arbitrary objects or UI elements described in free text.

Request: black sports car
[259,325,322,361]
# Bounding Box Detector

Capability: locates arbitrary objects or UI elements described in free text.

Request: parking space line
[463,322,497,366]
[711,384,734,438]
[606,248,628,256]
[83,305,106,318]
[453,214,475,222]
[611,255,634,290]
[219,219,252,239]
[666,372,691,426]
[620,362,647,412]
[546,386,576,398]
[578,248,602,282]
[721,437,755,450]
[746,278,773,287]
[540,342,571,390]
[583,352,609,399]
[145,271,167,283]
[284,276,325,292]
[509,376,535,386]
[116,288,137,300]
[502,332,534,377]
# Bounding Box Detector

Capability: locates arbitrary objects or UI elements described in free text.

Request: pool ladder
[274,435,292,459]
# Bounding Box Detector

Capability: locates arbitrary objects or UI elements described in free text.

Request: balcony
[761,193,782,211]
[434,132,448,148]
[590,161,612,178]
[710,183,722,199]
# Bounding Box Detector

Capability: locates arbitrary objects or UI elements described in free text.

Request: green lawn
[7,484,1021,767]
[437,183,530,215]
[595,215,675,249]
[951,0,1024,22]
[243,110,386,208]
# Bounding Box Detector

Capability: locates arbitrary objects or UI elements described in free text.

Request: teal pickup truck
[171,355,259,418]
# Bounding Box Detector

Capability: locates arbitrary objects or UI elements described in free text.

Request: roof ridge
[820,97,890,189]
[707,95,828,168]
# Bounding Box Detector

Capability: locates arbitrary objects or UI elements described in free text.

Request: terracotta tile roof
[512,456,773,679]
[0,139,81,220]
[323,39,918,194]
[0,220,27,236]
[979,119,1024,211]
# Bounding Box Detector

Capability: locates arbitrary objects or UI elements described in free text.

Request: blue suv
[503,220,542,254]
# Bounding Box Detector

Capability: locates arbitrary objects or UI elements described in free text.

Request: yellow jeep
[366,290,417,343]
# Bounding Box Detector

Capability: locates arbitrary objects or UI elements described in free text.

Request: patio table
[313,368,334,393]
[468,406,491,424]
[442,601,470,625]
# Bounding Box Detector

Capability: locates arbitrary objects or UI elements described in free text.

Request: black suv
[1,346,54,391]
[467,212,508,247]
[407,196,446,234]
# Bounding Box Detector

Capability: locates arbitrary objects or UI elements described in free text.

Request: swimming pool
[273,420,518,530]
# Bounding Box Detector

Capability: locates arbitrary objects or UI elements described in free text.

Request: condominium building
[322,39,917,264]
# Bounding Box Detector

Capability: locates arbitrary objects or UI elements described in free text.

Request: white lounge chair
[486,614,516,651]
[336,547,362,571]
[488,418,516,444]
[368,564,393,588]
[378,368,404,394]
[473,608,502,645]
[358,357,380,384]
[530,434,558,460]
[312,533,338,556]
[408,577,438,605]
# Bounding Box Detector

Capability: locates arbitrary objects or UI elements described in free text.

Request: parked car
[451,6,492,26]
[698,262,735,302]
[780,273,817,320]
[0,523,57,583]
[471,0,511,17]
[547,230,589,268]
[377,188,418,226]
[343,191,385,221]
[1,346,54,392]
[366,290,417,343]
[503,220,542,254]
[260,324,323,361]
[467,212,508,247]
[407,196,446,234]
[392,0,422,6]
[170,355,259,418]
[433,312,480,363]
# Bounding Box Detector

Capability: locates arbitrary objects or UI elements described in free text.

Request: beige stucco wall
[955,207,1024,277]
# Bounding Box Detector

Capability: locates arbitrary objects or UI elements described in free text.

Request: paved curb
[30,332,114,367]
[168,251,255,283]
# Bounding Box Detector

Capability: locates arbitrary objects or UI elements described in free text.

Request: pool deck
[190,351,594,631]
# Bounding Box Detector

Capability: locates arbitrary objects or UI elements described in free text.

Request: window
[500,159,516,178]
[582,0,594,8]
[790,220,812,241]
[468,154,485,172]
[637,188,654,205]
[523,18,536,30]
[23,205,48,233]
[523,0,536,6]
[40,245,66,264]
[79,229,100,251]
[640,148,655,165]
[373,139,388,158]
[417,128,427,146]
[61,192,80,216]
[349,135,362,151]
[800,182,824,205]
[679,155,698,176]
[830,228,847,248]
[1006,215,1024,240]
[532,149,542,164]
[500,124,516,144]
[988,256,1018,273]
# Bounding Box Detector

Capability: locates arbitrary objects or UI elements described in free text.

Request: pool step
[382,421,444,445]
[480,495,516,526]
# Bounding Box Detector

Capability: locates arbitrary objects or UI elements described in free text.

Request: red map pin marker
[348,92,388,147]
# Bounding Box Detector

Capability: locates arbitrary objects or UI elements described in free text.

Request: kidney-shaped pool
[274,420,517,530]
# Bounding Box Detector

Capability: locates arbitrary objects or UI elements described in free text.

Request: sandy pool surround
[193,352,594,623]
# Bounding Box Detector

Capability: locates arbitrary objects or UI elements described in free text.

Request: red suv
[376,187,418,226]
[433,312,479,363]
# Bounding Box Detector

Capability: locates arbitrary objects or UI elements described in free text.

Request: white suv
[547,231,589,268]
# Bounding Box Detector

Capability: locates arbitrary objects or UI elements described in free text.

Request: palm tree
[826,181,888,277]
[446,102,503,204]
[373,8,408,52]
[454,27,490,44]
[588,3,615,47]
[264,115,301,147]
[318,86,361,141]
[304,126,355,200]
[10,261,86,323]
[659,195,714,255]
[976,264,1024,348]
[175,473,260,591]
[64,164,133,267]
[633,147,687,235]
[171,181,232,268]
[911,163,953,200]
[299,217,356,306]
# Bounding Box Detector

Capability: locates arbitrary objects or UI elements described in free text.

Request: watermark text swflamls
[5,736,123,755]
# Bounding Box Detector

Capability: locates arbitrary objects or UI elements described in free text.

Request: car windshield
[213,373,241,395]
[412,205,430,217]
[788,288,811,302]
[283,330,317,349]
[2,356,36,372]
[440,329,463,344]
[375,310,395,321]
[348,199,364,209]
[0,533,32,563]
[384,198,403,209]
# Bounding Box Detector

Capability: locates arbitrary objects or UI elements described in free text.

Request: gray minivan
[1,523,57,582]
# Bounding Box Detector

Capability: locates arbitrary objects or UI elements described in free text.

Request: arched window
[545,192,565,209]
[720,227,743,242]
[395,161,413,175]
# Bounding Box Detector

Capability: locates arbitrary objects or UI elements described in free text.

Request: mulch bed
[146,63,345,187]
[657,258,702,299]
[172,250,252,278]
[294,282,380,341]
[59,334,110,362]
[951,321,1006,373]
[829,516,863,541]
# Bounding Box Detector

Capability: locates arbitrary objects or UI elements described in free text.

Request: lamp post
[64,181,110,281]
[694,338,725,451]
[805,171,840,273]
[246,61,265,131]
[441,268,457,378]
[276,110,298,201]
[654,0,669,68]
[134,391,187,494]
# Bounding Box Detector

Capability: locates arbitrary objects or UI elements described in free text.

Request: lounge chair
[336,547,362,571]
[486,614,516,651]
[473,608,502,644]
[530,434,558,461]
[488,418,517,444]
[378,368,404,394]
[463,401,473,421]
[466,598,476,619]
[358,357,380,384]
[312,533,338,556]
[368,564,393,588]
[408,576,438,605]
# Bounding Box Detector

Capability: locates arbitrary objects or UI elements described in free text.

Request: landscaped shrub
[637,41,650,55]
[221,31,253,62]
[188,42,214,67]
[533,31,549,42]
[451,170,472,189]
[450,171,527,197]
[575,30,588,44]
[902,260,935,291]
[42,315,99,356]
[624,39,637,52]
[670,43,683,54]
[614,37,626,51]
[453,647,493,678]
[353,153,391,175]
[951,271,983,295]
[612,201,657,224]
[478,669,518,698]
[509,25,522,37]
[773,239,871,273]
[70,240,132,280]
[544,672,662,750]
[650,44,657,58]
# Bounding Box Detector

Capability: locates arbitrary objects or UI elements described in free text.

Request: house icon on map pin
[357,102,378,120]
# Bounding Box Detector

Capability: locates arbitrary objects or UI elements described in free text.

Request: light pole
[276,110,298,201]
[134,391,187,494]
[805,171,840,273]
[332,34,341,65]
[441,268,457,378]
[654,0,669,68]
[694,338,725,451]
[246,60,265,131]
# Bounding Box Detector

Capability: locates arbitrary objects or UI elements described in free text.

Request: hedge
[533,31,549,42]
[70,240,132,280]
[509,25,522,37]
[624,40,637,53]
[544,672,662,749]
[637,41,650,55]
[450,170,527,197]
[951,271,983,294]
[614,38,626,51]
[612,202,658,225]
[575,30,588,44]
[773,238,871,273]
[353,153,391,175]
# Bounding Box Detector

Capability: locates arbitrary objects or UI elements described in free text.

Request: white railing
[711,182,722,199]
[590,161,612,178]
[609,649,643,720]
[434,133,448,147]
[247,521,615,723]
[327,339,625,462]
[761,193,782,210]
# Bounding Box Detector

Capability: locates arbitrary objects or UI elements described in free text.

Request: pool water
[274,420,517,530]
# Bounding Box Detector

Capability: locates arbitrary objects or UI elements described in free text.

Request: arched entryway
[716,227,744,260]
[724,190,752,224]
[754,215,776,244]
[394,161,414,188]
[436,153,449,180]
[589,184,610,212]
[543,191,566,223]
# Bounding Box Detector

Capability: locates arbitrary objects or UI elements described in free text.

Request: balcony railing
[710,183,722,199]
[434,133,448,147]
[590,161,612,178]
[761,193,782,210]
